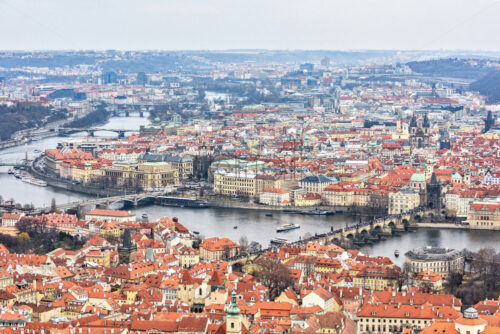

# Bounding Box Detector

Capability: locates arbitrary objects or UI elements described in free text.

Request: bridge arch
[402,218,410,231]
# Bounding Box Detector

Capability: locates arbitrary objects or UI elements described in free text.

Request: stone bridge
[226,208,438,268]
[38,191,164,213]
[0,162,27,168]
[58,128,138,138]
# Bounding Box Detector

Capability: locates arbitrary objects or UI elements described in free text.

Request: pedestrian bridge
[226,208,438,267]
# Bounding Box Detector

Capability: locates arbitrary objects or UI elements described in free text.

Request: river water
[0,114,499,263]
[0,114,150,207]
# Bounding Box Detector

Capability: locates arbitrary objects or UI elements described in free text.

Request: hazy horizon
[1,0,499,51]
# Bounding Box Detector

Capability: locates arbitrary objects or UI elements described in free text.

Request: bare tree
[239,236,249,255]
[249,241,262,254]
[471,247,500,291]
[254,258,294,300]
[50,198,57,213]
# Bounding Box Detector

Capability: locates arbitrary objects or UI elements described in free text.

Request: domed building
[420,307,497,334]
[410,172,426,191]
[410,172,427,205]
[455,308,487,334]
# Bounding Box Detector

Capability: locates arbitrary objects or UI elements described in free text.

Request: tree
[470,247,500,291]
[447,271,463,293]
[398,262,413,290]
[254,258,294,300]
[249,241,262,254]
[239,236,249,255]
[18,232,30,243]
[50,198,57,213]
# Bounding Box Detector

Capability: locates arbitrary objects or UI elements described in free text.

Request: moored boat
[301,209,333,216]
[276,223,300,233]
[394,249,400,257]
[21,176,47,187]
[270,237,288,245]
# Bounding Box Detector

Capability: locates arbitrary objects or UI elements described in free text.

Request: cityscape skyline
[0,1,499,332]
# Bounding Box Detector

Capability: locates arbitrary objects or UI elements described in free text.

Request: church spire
[423,113,430,128]
[227,290,240,317]
[410,115,417,128]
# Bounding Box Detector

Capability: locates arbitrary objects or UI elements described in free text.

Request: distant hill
[470,70,500,103]
[0,103,66,141]
[407,58,491,79]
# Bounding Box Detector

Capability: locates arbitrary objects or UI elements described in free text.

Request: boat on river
[21,176,47,187]
[156,196,209,208]
[277,223,300,232]
[301,209,333,216]
[270,237,288,246]
[394,250,400,257]
[7,169,14,175]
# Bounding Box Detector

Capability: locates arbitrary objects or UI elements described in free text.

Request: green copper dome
[410,173,426,182]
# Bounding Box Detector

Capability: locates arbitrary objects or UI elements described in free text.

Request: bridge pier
[125,111,130,117]
[88,130,95,137]
[118,131,125,139]
[139,111,144,118]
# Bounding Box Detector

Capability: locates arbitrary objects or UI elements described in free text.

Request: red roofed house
[357,302,460,333]
[200,237,240,261]
[85,209,136,223]
[467,200,500,230]
[415,270,444,291]
[1,213,23,227]
[259,188,290,206]
[303,287,336,312]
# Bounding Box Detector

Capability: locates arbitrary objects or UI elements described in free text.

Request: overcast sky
[1,0,499,51]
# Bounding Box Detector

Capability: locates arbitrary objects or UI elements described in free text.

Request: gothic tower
[439,128,451,150]
[410,113,430,149]
[426,172,441,210]
[118,228,137,265]
[484,110,494,133]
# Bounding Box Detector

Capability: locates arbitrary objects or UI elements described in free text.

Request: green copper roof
[410,173,426,182]
[227,290,240,317]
